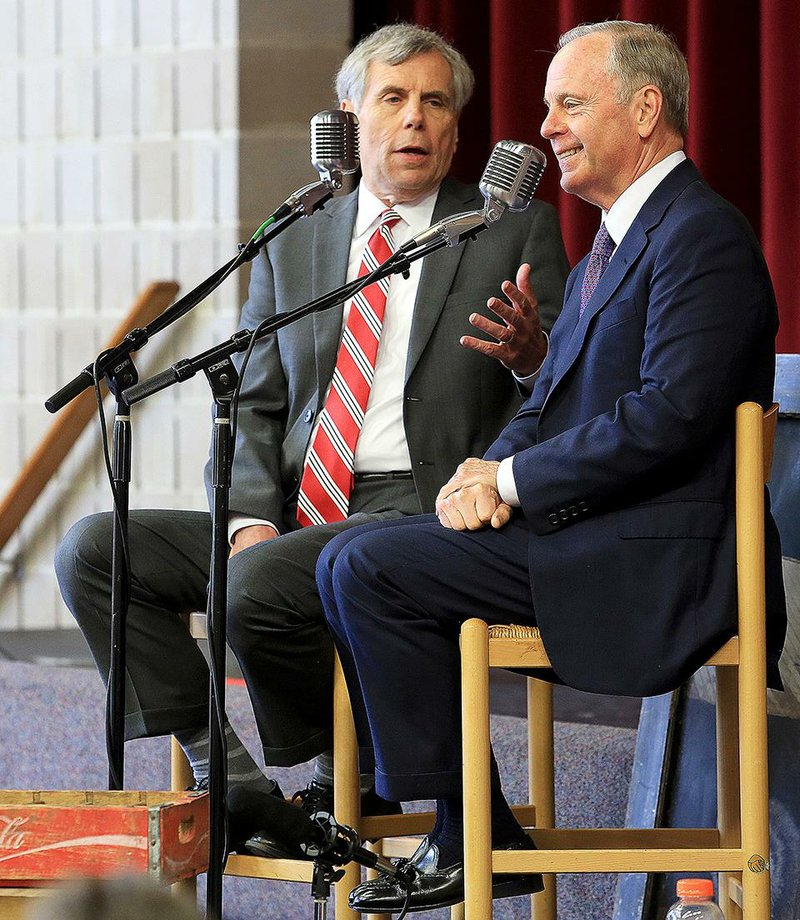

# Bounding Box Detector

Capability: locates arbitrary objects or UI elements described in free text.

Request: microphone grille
[310,110,360,179]
[480,141,547,211]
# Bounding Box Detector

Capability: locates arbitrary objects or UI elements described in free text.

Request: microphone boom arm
[121,223,475,406]
[45,184,335,414]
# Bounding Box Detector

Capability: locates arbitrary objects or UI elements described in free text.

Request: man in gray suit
[54,23,568,844]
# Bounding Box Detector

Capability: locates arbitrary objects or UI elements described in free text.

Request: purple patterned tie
[580,223,614,316]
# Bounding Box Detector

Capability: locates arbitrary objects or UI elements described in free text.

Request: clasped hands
[436,459,510,531]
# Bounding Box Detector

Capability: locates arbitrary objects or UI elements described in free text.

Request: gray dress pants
[54,477,420,767]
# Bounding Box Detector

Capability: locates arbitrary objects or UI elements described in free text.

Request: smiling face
[342,51,459,206]
[541,33,650,210]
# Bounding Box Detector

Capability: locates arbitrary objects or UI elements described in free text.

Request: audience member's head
[29,876,201,920]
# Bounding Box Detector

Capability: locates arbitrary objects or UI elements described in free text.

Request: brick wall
[0,0,352,629]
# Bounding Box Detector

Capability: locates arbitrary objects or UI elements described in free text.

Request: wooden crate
[0,790,208,885]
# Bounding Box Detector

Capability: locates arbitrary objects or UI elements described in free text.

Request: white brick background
[0,0,352,629]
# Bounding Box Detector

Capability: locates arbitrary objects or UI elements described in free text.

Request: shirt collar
[602,150,686,248]
[355,182,440,238]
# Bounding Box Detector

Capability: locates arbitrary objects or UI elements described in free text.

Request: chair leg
[734,402,772,919]
[461,619,493,920]
[333,654,363,920]
[528,678,556,920]
[741,868,770,920]
[716,666,741,920]
[171,736,197,900]
[171,735,194,792]
[364,840,384,920]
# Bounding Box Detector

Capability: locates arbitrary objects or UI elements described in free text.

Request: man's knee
[54,512,112,606]
[315,529,351,603]
[328,531,386,606]
[226,537,321,652]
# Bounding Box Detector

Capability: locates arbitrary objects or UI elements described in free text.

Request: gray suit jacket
[217,177,569,530]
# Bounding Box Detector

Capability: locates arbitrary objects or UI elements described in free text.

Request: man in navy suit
[316,20,786,913]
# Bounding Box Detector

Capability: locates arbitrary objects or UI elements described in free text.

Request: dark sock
[429,797,463,865]
[428,755,531,864]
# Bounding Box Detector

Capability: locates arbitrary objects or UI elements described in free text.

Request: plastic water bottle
[665,878,724,919]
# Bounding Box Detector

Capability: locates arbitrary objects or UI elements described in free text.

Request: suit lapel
[405,178,479,381]
[312,190,358,402]
[550,224,648,386]
[548,159,703,395]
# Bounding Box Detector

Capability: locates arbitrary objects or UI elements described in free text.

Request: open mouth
[395,146,429,160]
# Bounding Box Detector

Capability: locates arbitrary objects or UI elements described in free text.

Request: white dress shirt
[230,183,438,540]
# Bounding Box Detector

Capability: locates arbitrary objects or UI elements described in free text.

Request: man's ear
[635,85,663,139]
[341,99,356,114]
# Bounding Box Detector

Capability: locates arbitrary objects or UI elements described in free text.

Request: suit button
[559,508,570,521]
[578,500,588,512]
[548,512,559,525]
[303,409,314,423]
[568,505,579,518]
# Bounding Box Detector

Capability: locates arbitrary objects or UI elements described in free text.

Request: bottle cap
[676,878,715,899]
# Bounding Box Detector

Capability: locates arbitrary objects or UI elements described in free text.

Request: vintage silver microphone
[310,109,360,189]
[479,140,547,222]
[395,140,548,254]
[268,110,360,220]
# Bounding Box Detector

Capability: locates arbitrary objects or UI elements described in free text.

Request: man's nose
[540,107,561,139]
[403,97,425,128]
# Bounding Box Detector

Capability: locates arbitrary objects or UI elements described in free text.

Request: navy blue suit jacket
[486,159,785,697]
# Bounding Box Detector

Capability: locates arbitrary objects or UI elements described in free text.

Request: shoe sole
[492,872,545,900]
[351,873,544,913]
[243,839,305,861]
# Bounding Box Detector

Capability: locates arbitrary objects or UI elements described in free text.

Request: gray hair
[558,21,689,137]
[336,23,475,114]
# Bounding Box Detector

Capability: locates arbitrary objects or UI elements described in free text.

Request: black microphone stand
[121,228,484,919]
[105,357,139,789]
[44,182,335,796]
[200,357,239,919]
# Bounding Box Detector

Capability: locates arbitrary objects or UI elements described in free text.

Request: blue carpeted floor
[0,660,636,918]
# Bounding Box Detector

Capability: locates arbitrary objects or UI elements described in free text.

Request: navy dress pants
[316,513,536,803]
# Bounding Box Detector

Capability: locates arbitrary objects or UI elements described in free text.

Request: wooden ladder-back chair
[460,401,778,920]
[170,624,445,919]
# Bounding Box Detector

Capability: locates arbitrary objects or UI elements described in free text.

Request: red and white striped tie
[297,209,402,526]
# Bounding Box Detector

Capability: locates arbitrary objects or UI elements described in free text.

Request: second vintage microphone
[480,139,547,221]
[394,140,548,255]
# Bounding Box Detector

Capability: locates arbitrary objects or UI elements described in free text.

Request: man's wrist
[228,516,280,546]
[511,332,549,390]
[496,456,520,506]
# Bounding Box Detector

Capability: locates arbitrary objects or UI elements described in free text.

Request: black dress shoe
[348,837,543,913]
[185,777,208,793]
[244,781,402,860]
[225,782,286,852]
